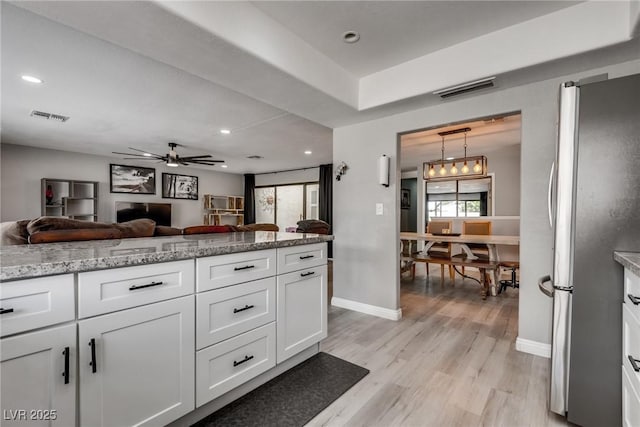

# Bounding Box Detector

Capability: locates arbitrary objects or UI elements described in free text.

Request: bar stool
[498,261,519,293]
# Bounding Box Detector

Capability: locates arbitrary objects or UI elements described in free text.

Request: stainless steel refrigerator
[539,73,640,426]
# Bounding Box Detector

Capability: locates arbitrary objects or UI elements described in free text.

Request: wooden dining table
[400,232,520,296]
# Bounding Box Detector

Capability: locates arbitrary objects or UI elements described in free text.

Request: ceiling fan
[113,143,224,167]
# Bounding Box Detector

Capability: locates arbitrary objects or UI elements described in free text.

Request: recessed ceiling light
[304,150,312,155]
[220,129,231,135]
[342,31,360,43]
[21,75,43,84]
[446,157,454,160]
[143,153,152,157]
[220,164,228,168]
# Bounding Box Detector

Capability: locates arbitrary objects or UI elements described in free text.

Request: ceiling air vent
[30,110,70,123]
[433,77,496,99]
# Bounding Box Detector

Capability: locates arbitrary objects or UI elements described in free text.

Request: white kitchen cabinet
[276,264,327,363]
[78,295,195,427]
[624,267,640,423]
[0,324,76,427]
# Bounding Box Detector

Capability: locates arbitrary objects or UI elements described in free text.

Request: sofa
[0,217,281,245]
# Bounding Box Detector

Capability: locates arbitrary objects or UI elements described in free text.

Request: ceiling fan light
[167,158,179,167]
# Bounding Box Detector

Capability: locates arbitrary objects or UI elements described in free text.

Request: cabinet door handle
[299,255,314,260]
[0,308,14,314]
[234,265,255,271]
[233,304,255,314]
[129,281,164,291]
[233,355,254,367]
[89,338,97,373]
[301,271,315,277]
[628,294,640,305]
[62,347,70,384]
[629,355,640,372]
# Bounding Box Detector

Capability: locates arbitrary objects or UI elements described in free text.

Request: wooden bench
[411,253,500,299]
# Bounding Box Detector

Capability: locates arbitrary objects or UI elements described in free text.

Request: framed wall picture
[110,164,156,194]
[401,188,411,209]
[162,173,198,200]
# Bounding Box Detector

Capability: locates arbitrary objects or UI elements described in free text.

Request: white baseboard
[516,337,551,358]
[331,296,402,321]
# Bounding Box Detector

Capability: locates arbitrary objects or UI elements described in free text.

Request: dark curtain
[243,174,256,224]
[319,164,333,257]
[480,192,488,216]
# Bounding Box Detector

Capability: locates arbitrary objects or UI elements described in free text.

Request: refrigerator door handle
[548,161,555,228]
[539,275,554,297]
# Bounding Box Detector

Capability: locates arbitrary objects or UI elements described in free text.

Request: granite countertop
[614,252,640,277]
[0,231,334,282]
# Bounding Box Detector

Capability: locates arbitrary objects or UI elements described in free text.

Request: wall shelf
[41,178,99,221]
[203,195,244,226]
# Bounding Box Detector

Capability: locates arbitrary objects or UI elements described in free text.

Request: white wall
[333,59,640,347]
[0,144,243,228]
[255,167,319,186]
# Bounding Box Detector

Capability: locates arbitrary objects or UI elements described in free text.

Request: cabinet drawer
[196,249,276,292]
[626,270,640,317]
[277,243,327,275]
[0,274,74,337]
[78,260,194,318]
[196,322,275,407]
[623,365,640,427]
[196,277,275,349]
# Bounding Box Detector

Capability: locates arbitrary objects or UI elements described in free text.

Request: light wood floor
[311,266,571,427]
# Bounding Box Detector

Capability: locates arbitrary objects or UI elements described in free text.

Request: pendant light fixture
[423,127,487,181]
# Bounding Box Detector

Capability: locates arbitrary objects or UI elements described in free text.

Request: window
[426,177,491,219]
[255,183,320,231]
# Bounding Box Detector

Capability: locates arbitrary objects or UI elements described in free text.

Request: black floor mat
[192,352,369,427]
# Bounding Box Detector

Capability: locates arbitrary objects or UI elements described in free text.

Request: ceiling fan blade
[122,157,160,160]
[190,159,225,163]
[112,151,150,157]
[127,147,164,157]
[179,155,213,160]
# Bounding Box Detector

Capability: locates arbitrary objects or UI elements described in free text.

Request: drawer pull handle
[233,355,254,367]
[89,338,97,374]
[234,265,255,271]
[62,347,70,384]
[299,255,315,260]
[233,304,255,314]
[129,281,164,291]
[628,294,640,305]
[0,308,14,314]
[301,271,315,277]
[629,355,640,372]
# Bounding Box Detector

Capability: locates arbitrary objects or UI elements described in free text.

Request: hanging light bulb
[473,159,482,173]
[439,164,447,175]
[428,164,436,177]
[461,161,469,174]
[450,162,458,175]
[461,130,469,174]
[438,135,447,176]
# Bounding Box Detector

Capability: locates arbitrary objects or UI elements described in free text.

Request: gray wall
[487,144,521,216]
[333,59,639,346]
[0,143,243,228]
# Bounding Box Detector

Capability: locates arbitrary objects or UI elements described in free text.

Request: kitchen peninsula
[0,231,333,426]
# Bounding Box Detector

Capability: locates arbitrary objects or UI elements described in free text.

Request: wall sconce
[379,155,390,187]
[335,161,348,181]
